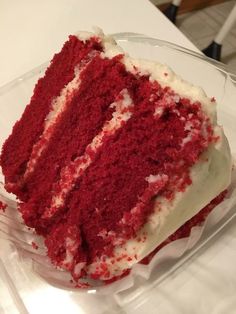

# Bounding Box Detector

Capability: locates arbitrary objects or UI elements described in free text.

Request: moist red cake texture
[0,33,226,282]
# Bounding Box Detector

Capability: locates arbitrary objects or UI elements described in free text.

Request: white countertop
[0,1,236,313]
[0,0,197,87]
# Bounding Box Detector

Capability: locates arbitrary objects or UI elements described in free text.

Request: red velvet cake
[0,30,231,282]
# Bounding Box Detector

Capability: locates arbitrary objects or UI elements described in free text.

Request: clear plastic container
[0,34,236,314]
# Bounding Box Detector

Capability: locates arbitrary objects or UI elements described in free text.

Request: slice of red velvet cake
[0,30,232,282]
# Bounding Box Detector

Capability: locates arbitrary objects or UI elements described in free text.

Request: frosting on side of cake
[86,127,231,279]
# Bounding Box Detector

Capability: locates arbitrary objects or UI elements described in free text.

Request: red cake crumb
[0,201,6,212]
[75,282,91,289]
[104,269,131,285]
[31,242,39,250]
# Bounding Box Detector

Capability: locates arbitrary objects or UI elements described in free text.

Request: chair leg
[164,4,179,23]
[202,3,236,61]
[202,41,222,61]
[164,0,182,24]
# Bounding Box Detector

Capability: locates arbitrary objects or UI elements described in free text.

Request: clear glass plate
[0,34,236,314]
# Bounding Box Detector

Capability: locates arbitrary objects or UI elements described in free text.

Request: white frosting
[145,174,165,184]
[62,237,78,267]
[75,31,95,43]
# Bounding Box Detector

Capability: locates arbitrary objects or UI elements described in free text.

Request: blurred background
[151,0,236,73]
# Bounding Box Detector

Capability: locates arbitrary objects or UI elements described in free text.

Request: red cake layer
[0,201,7,212]
[0,35,102,193]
